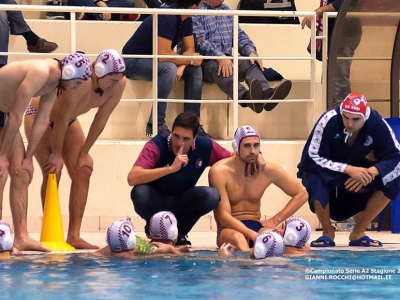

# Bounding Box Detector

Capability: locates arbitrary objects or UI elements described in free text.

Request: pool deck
[23,230,400,254]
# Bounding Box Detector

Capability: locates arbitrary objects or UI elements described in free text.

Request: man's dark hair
[172,112,199,137]
[177,0,202,9]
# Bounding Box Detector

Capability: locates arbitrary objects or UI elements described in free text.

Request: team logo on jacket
[195,159,203,168]
[364,136,373,146]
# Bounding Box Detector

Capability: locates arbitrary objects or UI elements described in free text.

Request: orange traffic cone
[40,174,75,251]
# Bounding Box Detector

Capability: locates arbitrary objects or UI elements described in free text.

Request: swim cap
[283,217,311,248]
[232,125,260,155]
[94,49,126,78]
[149,211,178,243]
[253,231,285,259]
[340,92,370,121]
[61,52,92,81]
[106,220,136,253]
[0,221,13,252]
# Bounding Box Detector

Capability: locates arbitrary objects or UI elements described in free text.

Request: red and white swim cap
[149,211,178,243]
[0,221,13,252]
[94,49,126,78]
[106,220,136,253]
[253,231,285,259]
[283,217,311,248]
[232,125,260,155]
[340,92,370,121]
[61,52,92,81]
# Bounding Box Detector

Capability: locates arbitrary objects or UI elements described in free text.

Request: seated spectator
[192,0,292,114]
[0,0,58,68]
[122,0,207,138]
[65,0,139,21]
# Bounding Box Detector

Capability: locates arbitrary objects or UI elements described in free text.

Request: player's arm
[262,163,308,229]
[0,70,49,159]
[81,79,125,156]
[127,143,187,186]
[209,165,258,242]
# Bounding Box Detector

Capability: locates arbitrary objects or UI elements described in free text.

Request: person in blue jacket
[297,92,400,247]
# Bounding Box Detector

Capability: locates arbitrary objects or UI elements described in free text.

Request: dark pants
[131,184,220,236]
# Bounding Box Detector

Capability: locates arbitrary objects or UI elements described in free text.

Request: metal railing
[0,4,325,137]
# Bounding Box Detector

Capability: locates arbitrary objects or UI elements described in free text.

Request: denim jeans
[0,0,31,65]
[131,184,220,236]
[124,57,202,124]
[66,0,135,20]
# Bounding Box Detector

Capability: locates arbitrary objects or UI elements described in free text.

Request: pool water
[1,250,399,300]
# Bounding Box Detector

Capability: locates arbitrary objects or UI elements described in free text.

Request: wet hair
[177,0,202,9]
[172,112,200,137]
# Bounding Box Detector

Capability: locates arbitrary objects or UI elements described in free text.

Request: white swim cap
[94,49,126,78]
[0,221,13,252]
[232,125,260,155]
[253,231,285,259]
[283,217,311,248]
[149,211,178,243]
[61,52,92,81]
[106,220,136,253]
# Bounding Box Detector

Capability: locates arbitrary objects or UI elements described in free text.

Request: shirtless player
[0,53,91,251]
[24,49,126,249]
[209,125,308,251]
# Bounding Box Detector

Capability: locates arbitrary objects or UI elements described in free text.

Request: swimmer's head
[0,221,13,252]
[253,231,285,259]
[232,125,261,155]
[94,49,126,79]
[149,211,178,244]
[340,92,370,121]
[282,217,311,248]
[61,52,92,81]
[106,220,136,253]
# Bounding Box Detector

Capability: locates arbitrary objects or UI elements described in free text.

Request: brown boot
[27,38,58,53]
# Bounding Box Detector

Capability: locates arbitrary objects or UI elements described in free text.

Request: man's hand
[176,65,186,81]
[301,16,312,29]
[170,143,188,172]
[96,1,111,20]
[218,58,233,77]
[191,52,203,67]
[344,178,364,192]
[44,153,63,174]
[218,243,235,258]
[0,155,8,178]
[344,165,373,186]
[76,153,94,173]
[249,52,263,70]
[261,218,279,230]
[256,153,266,172]
[17,157,34,183]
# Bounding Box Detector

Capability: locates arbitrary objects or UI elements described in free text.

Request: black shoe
[46,1,65,20]
[197,125,211,138]
[175,235,192,246]
[146,122,171,138]
[263,80,292,111]
[247,79,264,114]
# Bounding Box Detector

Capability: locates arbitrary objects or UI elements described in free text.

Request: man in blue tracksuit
[297,92,400,247]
